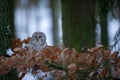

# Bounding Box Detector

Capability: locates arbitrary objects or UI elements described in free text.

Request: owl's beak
[36,38,39,42]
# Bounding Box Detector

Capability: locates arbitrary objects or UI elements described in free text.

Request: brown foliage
[0,38,120,80]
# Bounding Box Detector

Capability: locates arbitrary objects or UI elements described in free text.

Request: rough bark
[0,0,17,79]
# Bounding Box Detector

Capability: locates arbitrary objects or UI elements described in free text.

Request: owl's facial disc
[35,35,42,42]
[31,32,46,44]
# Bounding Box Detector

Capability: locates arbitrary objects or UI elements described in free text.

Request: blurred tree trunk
[61,0,96,51]
[99,0,108,47]
[8,0,15,38]
[50,0,62,47]
[0,0,17,79]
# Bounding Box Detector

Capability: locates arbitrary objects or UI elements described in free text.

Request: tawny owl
[28,32,47,53]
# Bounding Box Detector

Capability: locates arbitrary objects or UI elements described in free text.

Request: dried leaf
[67,63,76,80]
[110,52,119,60]
[100,68,109,78]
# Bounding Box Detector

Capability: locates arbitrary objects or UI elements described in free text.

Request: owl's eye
[39,36,41,38]
[35,36,37,38]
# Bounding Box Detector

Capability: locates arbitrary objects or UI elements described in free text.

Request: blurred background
[14,0,120,51]
[0,0,120,52]
[13,0,62,46]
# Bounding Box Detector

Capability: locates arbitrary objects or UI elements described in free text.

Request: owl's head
[31,32,46,44]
